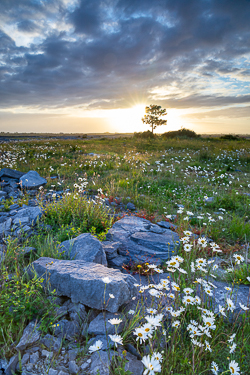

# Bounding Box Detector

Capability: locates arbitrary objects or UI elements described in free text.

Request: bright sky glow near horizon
[0,0,250,134]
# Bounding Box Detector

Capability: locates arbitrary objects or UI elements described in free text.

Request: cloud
[0,0,249,133]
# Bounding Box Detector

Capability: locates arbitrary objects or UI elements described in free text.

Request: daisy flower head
[227,298,236,312]
[183,230,192,236]
[229,343,237,354]
[233,254,244,264]
[229,360,240,375]
[133,328,147,344]
[184,243,193,252]
[228,333,236,343]
[102,277,111,284]
[205,340,212,352]
[147,308,157,314]
[108,318,122,325]
[89,339,103,353]
[145,314,163,327]
[152,352,163,363]
[183,287,194,295]
[183,295,195,305]
[128,309,135,315]
[218,305,227,317]
[109,334,123,347]
[211,361,219,375]
[172,320,180,328]
[239,303,249,311]
[141,355,161,375]
[109,293,115,298]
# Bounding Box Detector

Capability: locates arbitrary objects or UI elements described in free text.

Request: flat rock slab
[106,216,179,263]
[20,170,47,190]
[13,206,42,225]
[0,168,25,181]
[28,257,137,313]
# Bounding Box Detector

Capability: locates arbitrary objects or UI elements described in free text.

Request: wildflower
[183,230,192,236]
[227,298,236,312]
[178,268,187,274]
[194,295,201,305]
[148,264,157,269]
[183,287,193,295]
[171,282,180,292]
[147,308,157,314]
[233,254,244,264]
[102,277,111,284]
[197,238,207,248]
[167,259,179,268]
[229,360,240,375]
[239,303,249,311]
[145,314,163,327]
[225,286,232,291]
[183,295,195,305]
[180,236,190,244]
[205,340,212,352]
[152,352,163,363]
[191,338,203,347]
[218,305,227,317]
[128,309,135,315]
[168,293,175,299]
[196,258,207,266]
[141,355,161,375]
[142,323,154,337]
[172,320,180,328]
[109,294,115,299]
[229,343,237,354]
[204,287,213,296]
[202,316,216,330]
[184,243,193,252]
[149,289,160,297]
[108,318,122,325]
[109,334,123,347]
[134,328,148,343]
[89,340,103,353]
[228,334,236,343]
[211,361,219,375]
[166,306,172,313]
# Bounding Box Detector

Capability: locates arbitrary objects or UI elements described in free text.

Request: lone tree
[141,104,167,134]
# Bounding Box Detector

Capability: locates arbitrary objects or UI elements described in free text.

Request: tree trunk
[151,125,154,134]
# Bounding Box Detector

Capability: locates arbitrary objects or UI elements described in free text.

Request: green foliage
[133,130,156,139]
[162,128,199,139]
[42,193,113,241]
[225,263,250,285]
[141,104,167,134]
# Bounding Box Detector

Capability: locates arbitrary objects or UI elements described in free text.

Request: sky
[0,0,250,134]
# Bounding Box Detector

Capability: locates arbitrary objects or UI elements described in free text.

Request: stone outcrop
[27,257,137,313]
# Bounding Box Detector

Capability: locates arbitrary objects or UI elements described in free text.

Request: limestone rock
[20,170,47,190]
[88,312,125,335]
[58,233,107,266]
[0,168,25,181]
[16,321,41,351]
[28,257,137,313]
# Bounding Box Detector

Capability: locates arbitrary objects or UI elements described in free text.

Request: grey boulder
[20,170,47,190]
[12,206,42,225]
[16,320,41,351]
[0,168,25,181]
[58,233,107,266]
[88,312,125,335]
[28,257,137,313]
[0,218,12,236]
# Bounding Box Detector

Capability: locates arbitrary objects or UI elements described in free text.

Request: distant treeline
[134,129,248,140]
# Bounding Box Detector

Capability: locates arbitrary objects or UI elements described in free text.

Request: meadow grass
[0,135,249,374]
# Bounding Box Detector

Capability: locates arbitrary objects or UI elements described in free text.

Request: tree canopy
[141,104,167,134]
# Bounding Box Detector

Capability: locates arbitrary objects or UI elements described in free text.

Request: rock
[21,247,37,258]
[40,334,62,352]
[0,191,7,198]
[58,371,69,375]
[58,233,107,266]
[20,171,47,190]
[88,312,125,335]
[68,360,79,374]
[102,241,121,259]
[28,257,137,313]
[5,354,19,375]
[9,203,20,210]
[118,348,144,375]
[13,216,30,226]
[41,349,53,359]
[29,351,39,363]
[106,216,179,264]
[157,221,177,230]
[90,350,115,375]
[48,369,58,375]
[0,168,25,181]
[0,218,12,237]
[16,321,41,351]
[12,206,42,225]
[108,255,129,269]
[52,320,81,340]
[127,202,136,210]
[68,349,79,361]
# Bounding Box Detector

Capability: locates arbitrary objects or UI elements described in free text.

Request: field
[0,134,250,374]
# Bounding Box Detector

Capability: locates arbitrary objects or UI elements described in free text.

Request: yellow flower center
[145,328,150,332]
[138,333,143,337]
[230,367,234,373]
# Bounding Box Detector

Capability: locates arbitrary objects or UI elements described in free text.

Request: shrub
[220,134,240,140]
[162,128,199,139]
[133,130,156,139]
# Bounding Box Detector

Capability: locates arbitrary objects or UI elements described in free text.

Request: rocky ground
[0,168,249,375]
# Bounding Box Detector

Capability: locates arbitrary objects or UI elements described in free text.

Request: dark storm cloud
[0,0,250,111]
